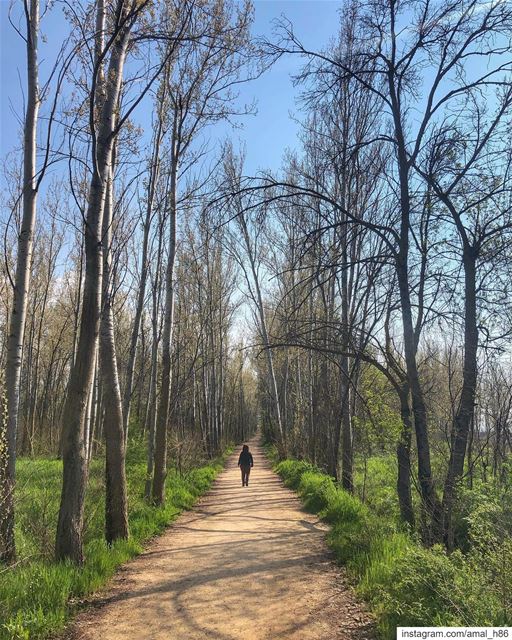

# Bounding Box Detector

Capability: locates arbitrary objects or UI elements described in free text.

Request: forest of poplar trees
[1,0,512,635]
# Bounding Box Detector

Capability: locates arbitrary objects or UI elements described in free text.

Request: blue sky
[0,1,342,181]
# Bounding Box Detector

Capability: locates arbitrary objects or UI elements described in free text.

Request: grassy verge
[1,447,231,640]
[272,455,512,638]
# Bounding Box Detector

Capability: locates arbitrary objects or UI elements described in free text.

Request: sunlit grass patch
[273,456,512,638]
[1,449,229,640]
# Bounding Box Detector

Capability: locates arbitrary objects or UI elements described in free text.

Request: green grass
[1,448,230,640]
[354,456,403,523]
[274,457,512,638]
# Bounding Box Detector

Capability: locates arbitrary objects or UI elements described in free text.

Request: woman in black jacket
[238,444,254,487]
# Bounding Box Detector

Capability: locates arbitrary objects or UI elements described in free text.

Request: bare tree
[122,86,166,441]
[151,0,256,504]
[56,0,148,563]
[416,95,512,547]
[265,0,512,540]
[2,0,69,562]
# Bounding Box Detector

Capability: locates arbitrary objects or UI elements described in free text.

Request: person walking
[238,444,254,487]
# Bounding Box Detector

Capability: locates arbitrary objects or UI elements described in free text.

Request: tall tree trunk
[59,232,85,459]
[86,353,99,463]
[122,118,163,439]
[2,0,40,563]
[151,144,178,506]
[442,247,478,549]
[55,8,130,562]
[21,311,36,456]
[390,83,440,539]
[396,236,440,540]
[144,226,163,500]
[339,211,353,491]
[100,165,129,544]
[28,228,56,454]
[339,371,352,490]
[397,382,415,527]
[308,274,316,463]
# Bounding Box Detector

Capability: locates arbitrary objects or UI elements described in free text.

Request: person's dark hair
[242,444,249,452]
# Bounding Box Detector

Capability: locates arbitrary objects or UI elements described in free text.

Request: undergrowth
[0,448,230,640]
[274,457,512,638]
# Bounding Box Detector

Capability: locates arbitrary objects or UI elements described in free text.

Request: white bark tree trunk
[55,3,131,562]
[151,129,178,505]
[2,0,40,564]
[100,163,129,544]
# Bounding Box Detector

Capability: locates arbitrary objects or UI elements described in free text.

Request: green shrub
[355,457,402,522]
[358,531,412,598]
[262,442,279,465]
[275,459,317,489]
[298,471,337,512]
[321,485,369,525]
[370,545,461,627]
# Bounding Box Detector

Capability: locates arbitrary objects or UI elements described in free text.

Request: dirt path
[68,439,375,640]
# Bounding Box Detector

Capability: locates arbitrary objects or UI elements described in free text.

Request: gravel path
[67,439,375,640]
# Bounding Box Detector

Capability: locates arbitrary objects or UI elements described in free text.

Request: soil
[65,439,376,640]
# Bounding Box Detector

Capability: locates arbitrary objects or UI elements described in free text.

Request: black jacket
[238,451,254,467]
